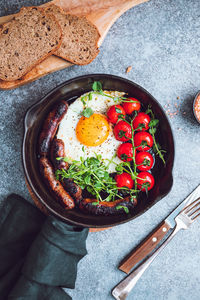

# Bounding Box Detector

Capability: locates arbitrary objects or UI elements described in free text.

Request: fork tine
[188,206,200,218]
[184,197,200,214]
[186,202,200,215]
[192,212,200,220]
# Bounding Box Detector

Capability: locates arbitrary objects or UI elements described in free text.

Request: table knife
[119,184,200,274]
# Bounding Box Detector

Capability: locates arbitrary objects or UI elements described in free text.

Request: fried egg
[56,91,124,173]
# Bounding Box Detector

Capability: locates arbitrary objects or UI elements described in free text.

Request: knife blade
[119,184,200,274]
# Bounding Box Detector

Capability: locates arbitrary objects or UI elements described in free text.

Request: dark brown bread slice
[0,6,62,81]
[45,4,100,65]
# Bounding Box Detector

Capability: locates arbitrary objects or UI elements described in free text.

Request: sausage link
[50,138,68,170]
[50,138,83,203]
[79,197,137,216]
[39,157,74,210]
[38,101,68,156]
[62,178,82,204]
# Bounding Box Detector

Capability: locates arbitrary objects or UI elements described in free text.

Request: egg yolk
[76,113,110,146]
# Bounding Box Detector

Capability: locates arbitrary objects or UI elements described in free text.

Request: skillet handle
[24,101,44,134]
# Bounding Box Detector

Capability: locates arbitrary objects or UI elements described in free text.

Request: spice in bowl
[194,92,200,123]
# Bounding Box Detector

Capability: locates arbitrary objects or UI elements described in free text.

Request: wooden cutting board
[0,0,148,90]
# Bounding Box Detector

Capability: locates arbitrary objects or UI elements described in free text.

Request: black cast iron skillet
[22,74,175,228]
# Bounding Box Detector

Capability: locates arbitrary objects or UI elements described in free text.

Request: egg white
[56,90,125,173]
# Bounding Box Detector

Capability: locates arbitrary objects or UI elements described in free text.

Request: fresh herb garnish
[56,154,137,202]
[56,157,69,162]
[92,201,99,206]
[146,105,166,164]
[116,205,129,214]
[81,107,94,118]
[92,81,102,91]
[56,157,63,161]
[149,119,159,127]
[88,92,93,100]
[149,127,157,135]
[81,96,87,106]
[91,81,140,107]
[80,93,94,118]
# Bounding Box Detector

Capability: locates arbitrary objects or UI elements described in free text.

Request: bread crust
[0,6,63,81]
[55,15,100,65]
[45,4,100,65]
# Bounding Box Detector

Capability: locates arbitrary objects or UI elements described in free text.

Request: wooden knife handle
[118,220,171,274]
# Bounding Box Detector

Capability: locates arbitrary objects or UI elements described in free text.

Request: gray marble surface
[0,0,200,299]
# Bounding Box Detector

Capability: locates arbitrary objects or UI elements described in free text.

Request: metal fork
[112,197,200,300]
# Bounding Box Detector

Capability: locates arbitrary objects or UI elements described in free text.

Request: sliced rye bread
[0,6,62,81]
[45,4,100,65]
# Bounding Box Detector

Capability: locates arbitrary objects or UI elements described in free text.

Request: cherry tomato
[137,172,155,191]
[117,143,134,162]
[134,131,153,151]
[107,105,125,124]
[115,172,133,189]
[135,152,154,171]
[122,97,141,114]
[132,112,151,131]
[113,120,132,142]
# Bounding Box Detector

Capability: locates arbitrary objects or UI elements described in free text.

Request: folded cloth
[8,275,72,300]
[0,194,46,299]
[0,194,89,300]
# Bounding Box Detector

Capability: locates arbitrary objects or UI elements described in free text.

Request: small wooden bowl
[193,91,200,124]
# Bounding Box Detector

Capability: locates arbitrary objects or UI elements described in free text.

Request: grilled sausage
[39,157,74,210]
[50,138,83,203]
[79,197,137,216]
[50,138,68,170]
[62,178,82,204]
[38,100,68,156]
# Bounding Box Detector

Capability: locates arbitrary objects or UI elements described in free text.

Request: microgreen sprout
[116,205,129,214]
[56,154,138,203]
[146,105,166,164]
[81,107,94,118]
